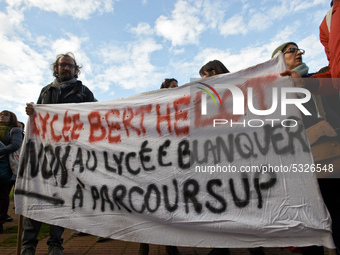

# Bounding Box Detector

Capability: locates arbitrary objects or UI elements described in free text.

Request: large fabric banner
[15,53,335,248]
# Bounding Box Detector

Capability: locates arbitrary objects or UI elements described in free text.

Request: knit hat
[271,42,298,58]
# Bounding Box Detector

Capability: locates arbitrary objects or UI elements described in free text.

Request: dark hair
[0,110,19,127]
[18,121,25,129]
[18,121,25,137]
[52,52,82,78]
[199,60,229,77]
[160,78,178,89]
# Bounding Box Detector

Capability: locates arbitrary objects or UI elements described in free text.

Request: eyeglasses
[58,63,75,69]
[283,48,305,55]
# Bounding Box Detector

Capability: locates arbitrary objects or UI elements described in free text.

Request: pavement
[0,201,331,255]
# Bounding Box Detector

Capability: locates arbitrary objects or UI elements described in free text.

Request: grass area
[37,223,50,240]
[10,185,14,202]
[3,226,18,234]
[2,187,51,247]
[0,235,17,247]
[0,223,50,247]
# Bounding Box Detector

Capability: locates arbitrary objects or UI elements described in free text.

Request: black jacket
[37,80,95,104]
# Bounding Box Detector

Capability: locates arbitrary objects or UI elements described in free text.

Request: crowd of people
[1,0,340,254]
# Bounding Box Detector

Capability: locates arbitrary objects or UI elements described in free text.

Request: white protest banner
[15,53,335,248]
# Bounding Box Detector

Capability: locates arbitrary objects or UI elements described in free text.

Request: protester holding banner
[139,79,181,255]
[199,60,232,255]
[198,62,267,255]
[21,52,95,255]
[275,41,340,254]
[160,78,178,89]
[273,42,340,131]
[199,60,230,78]
[272,42,322,129]
[0,110,22,234]
[273,42,324,254]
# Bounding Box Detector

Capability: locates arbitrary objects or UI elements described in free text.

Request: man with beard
[21,52,95,255]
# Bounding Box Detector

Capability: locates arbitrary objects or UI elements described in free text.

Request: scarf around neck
[293,62,325,118]
[52,77,77,89]
[293,63,309,77]
[0,123,12,142]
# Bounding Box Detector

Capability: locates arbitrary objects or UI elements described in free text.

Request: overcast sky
[0,0,331,123]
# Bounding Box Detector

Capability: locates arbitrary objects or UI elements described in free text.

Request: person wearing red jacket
[312,0,340,94]
[281,0,340,95]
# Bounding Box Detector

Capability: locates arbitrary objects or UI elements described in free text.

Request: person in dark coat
[21,52,96,255]
[0,110,22,233]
